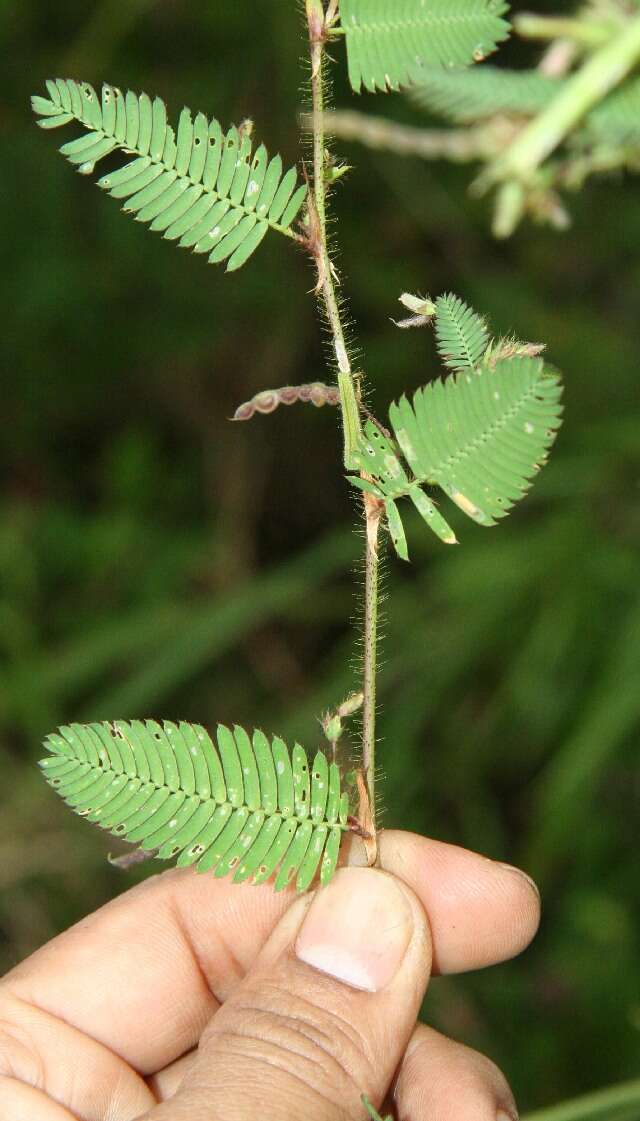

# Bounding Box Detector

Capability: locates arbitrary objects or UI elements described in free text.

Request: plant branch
[362,495,382,831]
[306,109,501,163]
[305,0,378,850]
[514,13,617,49]
[306,0,362,472]
[484,13,640,186]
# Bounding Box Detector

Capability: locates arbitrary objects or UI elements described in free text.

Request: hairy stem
[306,0,361,471]
[362,496,381,826]
[305,0,378,842]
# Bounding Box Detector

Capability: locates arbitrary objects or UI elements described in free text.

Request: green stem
[514,13,616,49]
[305,0,377,836]
[306,0,362,472]
[523,1079,640,1121]
[489,14,640,182]
[362,502,380,823]
[315,109,499,163]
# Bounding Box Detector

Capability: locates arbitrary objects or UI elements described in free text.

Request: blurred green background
[2,1,639,1113]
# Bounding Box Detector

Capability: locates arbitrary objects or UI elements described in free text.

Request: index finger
[1,832,539,1074]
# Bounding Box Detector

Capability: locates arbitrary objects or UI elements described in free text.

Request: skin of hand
[0,830,540,1121]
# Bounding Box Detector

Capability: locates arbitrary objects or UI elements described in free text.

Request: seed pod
[232,383,340,421]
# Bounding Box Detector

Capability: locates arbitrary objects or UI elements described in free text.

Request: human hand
[0,831,539,1120]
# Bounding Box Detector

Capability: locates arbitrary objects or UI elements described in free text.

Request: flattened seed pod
[232,383,340,421]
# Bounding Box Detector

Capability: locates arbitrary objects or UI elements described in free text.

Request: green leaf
[340,0,511,94]
[390,355,563,527]
[39,721,349,891]
[434,293,490,372]
[408,65,560,123]
[349,295,563,550]
[349,421,458,554]
[31,80,306,271]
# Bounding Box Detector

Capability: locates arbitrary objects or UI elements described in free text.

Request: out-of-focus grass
[1,1,638,1114]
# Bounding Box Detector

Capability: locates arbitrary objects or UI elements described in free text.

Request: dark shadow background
[1,1,639,1112]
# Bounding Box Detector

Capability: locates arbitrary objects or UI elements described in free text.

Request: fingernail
[497,1109,519,1121]
[296,866,413,992]
[497,862,540,900]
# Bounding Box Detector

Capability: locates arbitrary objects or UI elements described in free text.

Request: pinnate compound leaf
[39,721,348,891]
[31,80,306,271]
[340,0,511,94]
[434,294,490,373]
[389,356,563,529]
[408,64,640,146]
[408,65,560,123]
[349,296,562,555]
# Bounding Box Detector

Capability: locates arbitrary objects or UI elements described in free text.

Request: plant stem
[488,13,640,183]
[523,1078,640,1121]
[306,0,361,472]
[307,109,501,163]
[514,13,616,49]
[362,496,381,825]
[305,0,378,842]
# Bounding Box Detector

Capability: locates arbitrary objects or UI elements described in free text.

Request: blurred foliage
[1,1,639,1114]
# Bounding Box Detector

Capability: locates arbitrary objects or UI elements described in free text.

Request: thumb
[149,866,432,1121]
